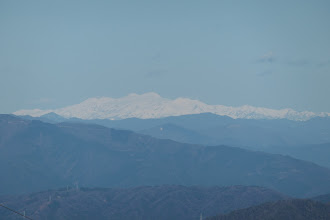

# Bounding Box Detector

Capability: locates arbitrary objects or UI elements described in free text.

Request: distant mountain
[262,143,330,169]
[140,123,214,145]
[0,185,287,220]
[13,93,330,121]
[138,115,330,148]
[1,114,330,197]
[98,114,330,168]
[19,112,67,123]
[206,199,330,220]
[18,113,330,148]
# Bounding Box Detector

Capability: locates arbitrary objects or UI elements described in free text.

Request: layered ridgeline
[0,185,287,220]
[13,93,330,121]
[19,113,330,168]
[206,199,330,220]
[1,114,330,197]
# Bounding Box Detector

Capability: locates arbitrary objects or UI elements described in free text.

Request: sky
[1,0,330,113]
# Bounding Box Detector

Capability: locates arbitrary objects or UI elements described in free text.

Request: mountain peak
[13,93,330,121]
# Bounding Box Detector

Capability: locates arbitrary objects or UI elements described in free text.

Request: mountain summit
[14,93,330,121]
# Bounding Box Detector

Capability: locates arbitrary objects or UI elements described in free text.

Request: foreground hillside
[1,114,330,197]
[207,199,330,220]
[0,185,287,220]
[313,193,330,203]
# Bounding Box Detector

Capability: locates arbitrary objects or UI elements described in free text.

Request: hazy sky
[1,0,330,113]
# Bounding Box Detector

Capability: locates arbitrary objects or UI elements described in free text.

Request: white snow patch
[13,92,330,121]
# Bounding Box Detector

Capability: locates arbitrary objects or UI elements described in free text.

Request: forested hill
[0,185,286,220]
[206,199,330,220]
[1,114,330,197]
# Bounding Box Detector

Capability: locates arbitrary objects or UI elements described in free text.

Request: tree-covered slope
[206,199,330,220]
[0,185,287,220]
[1,114,330,197]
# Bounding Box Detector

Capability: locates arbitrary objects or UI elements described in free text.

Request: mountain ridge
[17,112,330,152]
[1,114,330,197]
[13,93,330,121]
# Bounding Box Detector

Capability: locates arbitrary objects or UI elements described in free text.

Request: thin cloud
[257,52,276,63]
[317,60,330,67]
[286,59,309,66]
[145,69,167,78]
[151,53,161,62]
[257,70,273,77]
[31,98,54,104]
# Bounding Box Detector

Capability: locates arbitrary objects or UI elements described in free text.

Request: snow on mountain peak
[13,93,330,121]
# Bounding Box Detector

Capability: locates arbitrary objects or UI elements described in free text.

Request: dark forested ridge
[1,114,330,197]
[312,193,330,204]
[206,199,330,220]
[0,185,287,220]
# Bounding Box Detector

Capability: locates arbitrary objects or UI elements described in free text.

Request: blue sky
[1,0,330,113]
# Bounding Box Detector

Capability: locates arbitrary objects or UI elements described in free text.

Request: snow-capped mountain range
[13,92,330,121]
